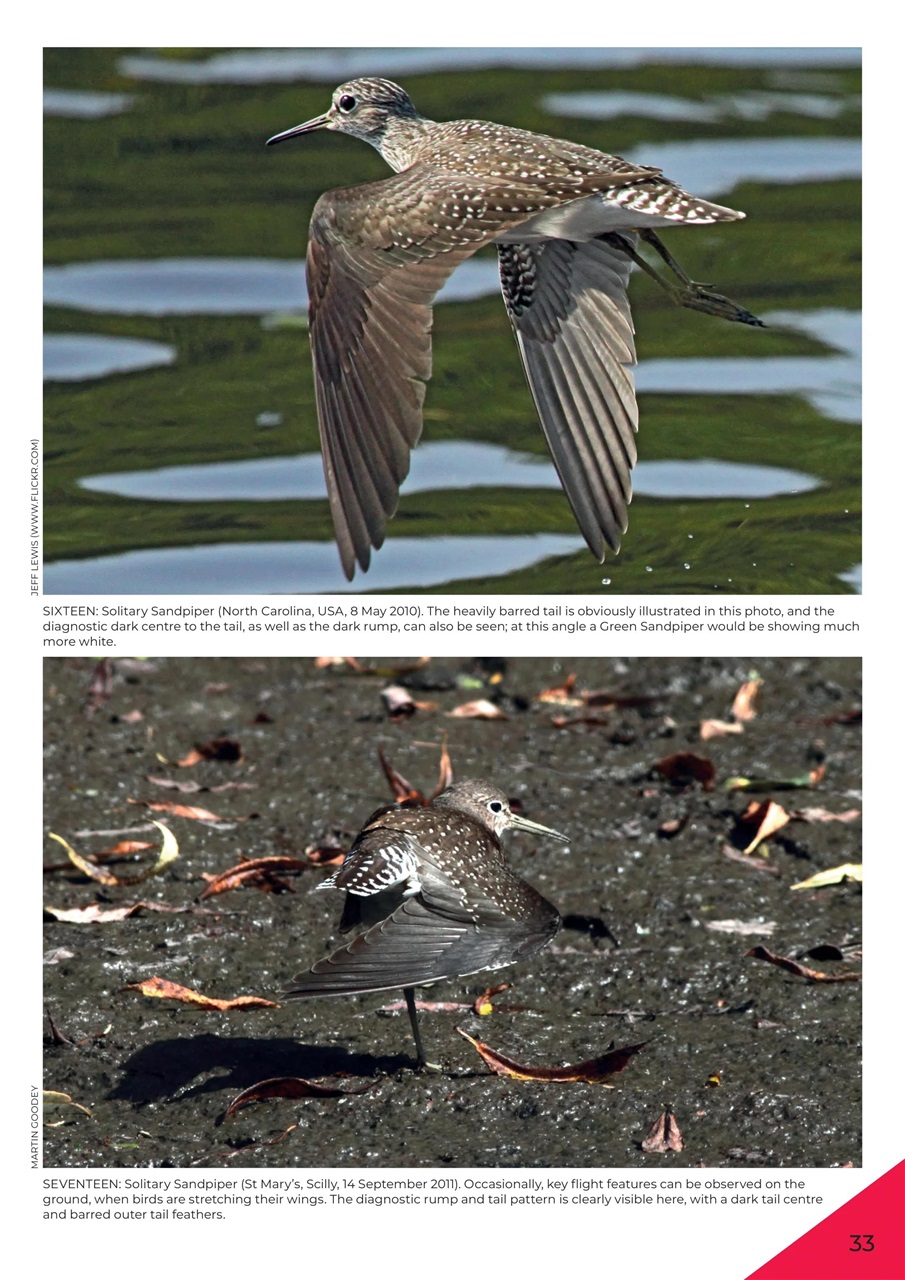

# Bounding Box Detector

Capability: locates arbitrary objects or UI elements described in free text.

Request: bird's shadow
[112,1034,412,1106]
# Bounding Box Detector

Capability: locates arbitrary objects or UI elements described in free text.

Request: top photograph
[43,47,861,595]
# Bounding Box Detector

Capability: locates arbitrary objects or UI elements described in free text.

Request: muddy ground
[43,656,861,1169]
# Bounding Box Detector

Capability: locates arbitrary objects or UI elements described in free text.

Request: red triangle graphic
[746,1161,904,1280]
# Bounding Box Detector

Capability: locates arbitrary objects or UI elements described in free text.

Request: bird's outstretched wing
[307,164,654,577]
[286,888,558,997]
[499,235,638,559]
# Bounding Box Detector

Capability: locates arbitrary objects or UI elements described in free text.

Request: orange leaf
[739,799,790,853]
[731,676,762,722]
[536,674,581,706]
[199,855,309,899]
[434,738,454,796]
[128,799,225,822]
[378,748,425,804]
[472,984,510,1016]
[124,976,279,1009]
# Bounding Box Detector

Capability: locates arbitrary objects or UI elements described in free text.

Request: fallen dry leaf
[46,1008,77,1045]
[582,690,659,709]
[435,739,454,794]
[381,684,417,718]
[160,737,243,768]
[721,844,782,875]
[821,708,861,726]
[128,799,225,823]
[44,901,210,923]
[731,675,763,722]
[641,1107,684,1153]
[43,1090,93,1119]
[146,775,204,793]
[84,659,113,716]
[657,814,689,838]
[700,719,743,741]
[124,976,279,1010]
[223,1076,375,1118]
[745,945,861,983]
[315,656,430,676]
[536,674,582,706]
[654,752,716,791]
[706,919,777,936]
[47,821,178,886]
[44,837,156,873]
[456,1028,646,1082]
[789,807,861,824]
[550,714,610,730]
[725,765,826,793]
[738,799,791,853]
[790,864,863,891]
[473,984,511,1016]
[303,843,346,867]
[378,748,427,804]
[197,1123,299,1163]
[447,699,508,720]
[199,855,309,899]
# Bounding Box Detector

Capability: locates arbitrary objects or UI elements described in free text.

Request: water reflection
[43,259,305,317]
[117,48,862,85]
[44,89,134,118]
[544,90,860,124]
[628,137,860,195]
[79,443,821,503]
[45,248,859,421]
[44,334,176,381]
[42,534,586,595]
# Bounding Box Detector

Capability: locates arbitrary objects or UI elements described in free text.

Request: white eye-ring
[338,94,357,114]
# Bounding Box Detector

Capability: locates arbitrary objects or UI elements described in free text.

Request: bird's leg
[404,987,441,1072]
[640,229,714,287]
[606,231,765,328]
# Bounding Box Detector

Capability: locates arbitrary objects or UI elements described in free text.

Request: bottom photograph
[43,655,861,1169]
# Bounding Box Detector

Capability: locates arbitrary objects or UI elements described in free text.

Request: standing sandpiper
[286,779,568,1067]
[268,78,762,579]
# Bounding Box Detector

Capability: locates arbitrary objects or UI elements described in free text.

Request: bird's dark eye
[489,801,504,813]
[338,94,357,113]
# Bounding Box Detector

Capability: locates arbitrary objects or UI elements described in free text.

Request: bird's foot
[673,283,766,328]
[607,232,765,328]
[416,1059,443,1074]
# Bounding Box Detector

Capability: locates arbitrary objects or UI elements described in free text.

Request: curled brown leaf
[641,1107,684,1153]
[456,1028,646,1082]
[654,752,716,791]
[745,945,861,983]
[223,1076,375,1118]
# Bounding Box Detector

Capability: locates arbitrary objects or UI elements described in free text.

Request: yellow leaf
[790,863,863,890]
[43,1090,92,1118]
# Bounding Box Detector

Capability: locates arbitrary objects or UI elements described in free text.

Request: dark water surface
[43,656,861,1168]
[44,49,861,594]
